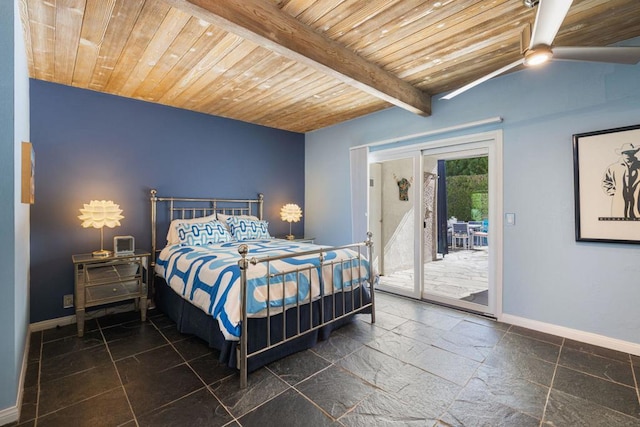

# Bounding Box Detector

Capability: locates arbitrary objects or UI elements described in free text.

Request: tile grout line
[227,365,293,424]
[549,344,640,389]
[631,354,640,407]
[98,319,140,427]
[25,295,640,426]
[539,337,565,427]
[34,325,129,422]
[431,323,515,424]
[34,331,43,427]
[274,362,363,425]
[151,318,239,425]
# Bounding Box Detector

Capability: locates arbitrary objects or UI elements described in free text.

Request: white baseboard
[30,302,138,332]
[30,313,76,332]
[0,405,19,426]
[500,313,640,356]
[0,325,32,425]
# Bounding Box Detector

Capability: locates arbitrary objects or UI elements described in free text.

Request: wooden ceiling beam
[163,0,431,116]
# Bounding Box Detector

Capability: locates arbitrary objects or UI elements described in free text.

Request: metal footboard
[237,233,375,388]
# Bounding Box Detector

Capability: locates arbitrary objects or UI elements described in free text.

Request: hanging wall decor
[573,123,640,243]
[21,141,35,204]
[393,173,413,201]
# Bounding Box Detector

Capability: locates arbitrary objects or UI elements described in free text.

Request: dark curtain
[437,160,449,256]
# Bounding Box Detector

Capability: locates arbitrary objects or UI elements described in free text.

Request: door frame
[369,130,503,317]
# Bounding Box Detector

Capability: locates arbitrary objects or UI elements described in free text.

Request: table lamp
[78,200,124,257]
[280,203,302,240]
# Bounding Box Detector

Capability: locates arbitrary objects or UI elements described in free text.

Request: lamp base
[92,249,112,258]
[286,234,295,240]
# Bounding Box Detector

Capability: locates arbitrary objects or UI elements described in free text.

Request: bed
[149,190,376,387]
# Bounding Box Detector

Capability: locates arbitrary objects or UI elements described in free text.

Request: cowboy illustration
[602,142,640,219]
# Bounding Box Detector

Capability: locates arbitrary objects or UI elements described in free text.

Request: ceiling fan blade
[441,59,524,100]
[529,0,573,48]
[553,46,640,64]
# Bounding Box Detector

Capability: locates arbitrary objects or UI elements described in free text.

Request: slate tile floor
[8,292,640,426]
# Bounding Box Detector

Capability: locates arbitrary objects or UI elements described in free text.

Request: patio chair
[473,219,488,246]
[452,222,472,249]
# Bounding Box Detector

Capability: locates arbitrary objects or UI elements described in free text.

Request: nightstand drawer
[80,263,140,286]
[85,280,143,305]
[72,249,150,337]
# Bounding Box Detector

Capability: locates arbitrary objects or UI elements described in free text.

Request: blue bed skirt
[154,276,371,372]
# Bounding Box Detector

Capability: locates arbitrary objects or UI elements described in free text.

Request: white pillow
[166,214,217,245]
[216,213,259,230]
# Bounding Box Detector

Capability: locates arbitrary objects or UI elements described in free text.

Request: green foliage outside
[471,192,488,221]
[445,157,488,177]
[446,158,488,222]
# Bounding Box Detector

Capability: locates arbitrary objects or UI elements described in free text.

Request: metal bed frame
[149,189,376,387]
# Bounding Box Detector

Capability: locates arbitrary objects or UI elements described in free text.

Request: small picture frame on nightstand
[114,235,135,256]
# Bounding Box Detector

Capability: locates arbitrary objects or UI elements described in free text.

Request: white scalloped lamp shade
[280,203,302,240]
[280,203,302,223]
[79,200,124,257]
[78,200,124,228]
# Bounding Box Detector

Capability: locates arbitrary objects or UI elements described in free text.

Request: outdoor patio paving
[378,248,489,303]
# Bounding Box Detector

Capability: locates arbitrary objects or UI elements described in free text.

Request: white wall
[306,38,640,346]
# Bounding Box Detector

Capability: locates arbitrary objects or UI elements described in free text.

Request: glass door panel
[422,151,490,313]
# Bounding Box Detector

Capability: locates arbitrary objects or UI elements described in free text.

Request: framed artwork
[573,124,640,243]
[21,141,35,204]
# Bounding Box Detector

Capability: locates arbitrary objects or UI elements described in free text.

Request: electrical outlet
[63,294,74,309]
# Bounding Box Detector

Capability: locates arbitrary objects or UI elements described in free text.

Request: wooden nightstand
[72,250,150,337]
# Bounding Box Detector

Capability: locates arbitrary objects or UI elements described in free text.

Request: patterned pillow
[227,217,271,240]
[166,214,217,245]
[216,213,259,230]
[176,221,233,246]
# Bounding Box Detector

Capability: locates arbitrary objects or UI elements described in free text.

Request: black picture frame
[573,123,640,244]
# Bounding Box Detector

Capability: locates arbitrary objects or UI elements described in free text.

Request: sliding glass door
[368,131,502,317]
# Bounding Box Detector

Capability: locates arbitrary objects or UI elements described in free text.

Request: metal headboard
[149,189,264,271]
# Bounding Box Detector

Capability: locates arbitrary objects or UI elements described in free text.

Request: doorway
[368,131,502,317]
[422,151,490,313]
[369,155,420,299]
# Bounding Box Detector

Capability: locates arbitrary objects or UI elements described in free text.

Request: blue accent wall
[30,80,304,322]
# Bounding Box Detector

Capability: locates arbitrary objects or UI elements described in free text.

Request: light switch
[505,213,515,225]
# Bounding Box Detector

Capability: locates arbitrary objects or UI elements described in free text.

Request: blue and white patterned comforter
[155,239,370,340]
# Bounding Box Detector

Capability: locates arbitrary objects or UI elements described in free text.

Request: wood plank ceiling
[19,0,640,133]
